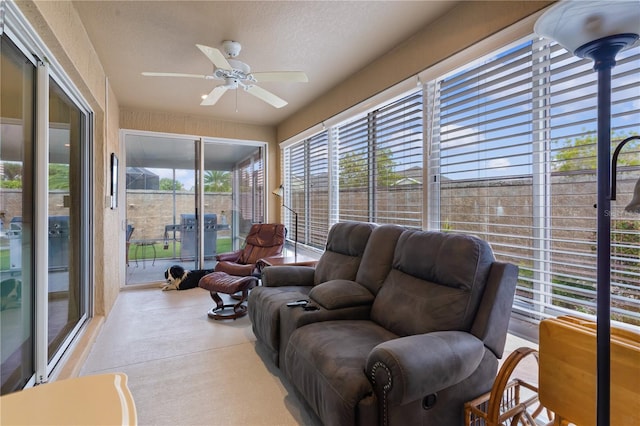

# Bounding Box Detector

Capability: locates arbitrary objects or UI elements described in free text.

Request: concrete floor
[80,287,322,425]
[80,287,540,425]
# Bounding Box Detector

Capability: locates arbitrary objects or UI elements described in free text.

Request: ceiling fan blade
[142,72,208,79]
[196,44,232,71]
[251,71,309,83]
[200,86,228,106]
[245,85,287,108]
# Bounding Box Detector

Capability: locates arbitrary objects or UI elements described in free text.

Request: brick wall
[125,190,232,240]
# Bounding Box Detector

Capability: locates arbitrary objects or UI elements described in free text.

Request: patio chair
[126,225,134,266]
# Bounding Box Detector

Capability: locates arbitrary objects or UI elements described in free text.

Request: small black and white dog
[1,278,22,310]
[163,265,214,291]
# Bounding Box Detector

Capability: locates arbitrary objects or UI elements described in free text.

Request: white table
[0,373,137,425]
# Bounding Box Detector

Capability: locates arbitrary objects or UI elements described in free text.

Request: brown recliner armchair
[214,223,287,276]
[199,223,287,320]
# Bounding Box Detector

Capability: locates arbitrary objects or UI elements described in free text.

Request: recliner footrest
[199,272,258,320]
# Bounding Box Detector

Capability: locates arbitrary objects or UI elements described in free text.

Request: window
[337,92,424,227]
[235,148,265,235]
[428,37,640,328]
[281,91,423,251]
[280,31,639,332]
[284,131,330,250]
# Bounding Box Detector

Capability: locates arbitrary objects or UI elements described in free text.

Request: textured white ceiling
[73,1,458,127]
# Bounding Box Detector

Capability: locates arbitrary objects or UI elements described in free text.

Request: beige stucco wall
[102,79,121,316]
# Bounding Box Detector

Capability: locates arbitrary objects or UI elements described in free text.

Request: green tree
[159,178,184,191]
[376,149,403,187]
[0,179,22,189]
[1,162,70,189]
[48,164,69,189]
[553,131,640,172]
[2,162,22,180]
[204,170,231,192]
[339,151,368,188]
[339,148,402,188]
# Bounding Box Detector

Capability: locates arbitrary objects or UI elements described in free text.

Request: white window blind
[307,132,330,247]
[284,131,330,250]
[336,113,369,222]
[428,37,640,327]
[253,152,264,224]
[235,149,264,233]
[337,91,423,227]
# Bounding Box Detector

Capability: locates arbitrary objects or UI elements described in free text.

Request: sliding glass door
[124,132,265,285]
[0,34,36,395]
[1,3,92,393]
[47,79,89,364]
[125,135,198,285]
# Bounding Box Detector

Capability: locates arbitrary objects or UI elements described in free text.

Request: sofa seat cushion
[285,320,398,425]
[248,286,311,360]
[309,280,374,310]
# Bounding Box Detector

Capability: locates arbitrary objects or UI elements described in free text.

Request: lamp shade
[534,1,640,55]
[626,178,640,213]
[272,184,284,198]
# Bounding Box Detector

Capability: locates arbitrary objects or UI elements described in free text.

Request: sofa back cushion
[371,230,495,336]
[313,222,376,285]
[355,224,405,295]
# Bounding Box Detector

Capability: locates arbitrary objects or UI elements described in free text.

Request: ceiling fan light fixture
[224,77,240,89]
[143,40,307,108]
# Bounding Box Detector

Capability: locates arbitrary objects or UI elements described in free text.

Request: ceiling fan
[142,40,308,108]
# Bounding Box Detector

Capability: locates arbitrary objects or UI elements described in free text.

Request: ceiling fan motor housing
[214,59,253,83]
[222,40,242,58]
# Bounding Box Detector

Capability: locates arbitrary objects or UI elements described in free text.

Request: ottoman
[198,271,258,320]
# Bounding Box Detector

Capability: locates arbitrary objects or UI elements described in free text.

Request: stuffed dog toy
[163,265,215,291]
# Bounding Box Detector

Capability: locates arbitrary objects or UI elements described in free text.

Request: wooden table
[539,316,640,426]
[0,373,137,425]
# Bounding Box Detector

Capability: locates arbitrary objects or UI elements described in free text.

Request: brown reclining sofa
[248,222,518,425]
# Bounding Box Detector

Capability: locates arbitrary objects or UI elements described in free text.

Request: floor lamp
[272,184,298,260]
[535,2,639,425]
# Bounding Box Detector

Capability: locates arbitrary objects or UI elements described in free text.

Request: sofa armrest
[366,331,485,406]
[261,265,316,287]
[471,261,519,358]
[309,280,374,309]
